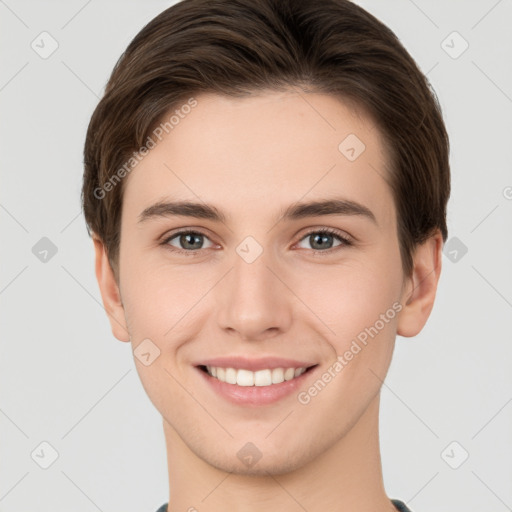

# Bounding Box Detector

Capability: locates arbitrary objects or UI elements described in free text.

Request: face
[103,89,431,475]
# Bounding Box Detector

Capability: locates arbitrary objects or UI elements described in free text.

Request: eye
[161,227,352,256]
[162,230,215,254]
[295,228,352,252]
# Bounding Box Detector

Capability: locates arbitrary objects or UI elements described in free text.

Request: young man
[82,1,450,510]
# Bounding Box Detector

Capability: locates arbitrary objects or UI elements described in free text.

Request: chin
[194,435,321,477]
[210,451,309,477]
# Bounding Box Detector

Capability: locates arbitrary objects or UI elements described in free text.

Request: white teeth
[284,368,295,380]
[255,369,272,386]
[205,366,308,386]
[225,367,237,385]
[271,368,284,384]
[237,369,254,387]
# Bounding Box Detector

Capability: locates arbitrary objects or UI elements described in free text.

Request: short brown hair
[82,0,450,279]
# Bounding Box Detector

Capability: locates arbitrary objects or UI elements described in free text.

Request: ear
[93,237,131,342]
[397,230,443,338]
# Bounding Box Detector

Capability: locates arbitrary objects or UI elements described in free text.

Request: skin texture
[94,89,442,512]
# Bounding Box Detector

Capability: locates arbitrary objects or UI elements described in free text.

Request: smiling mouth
[197,364,318,387]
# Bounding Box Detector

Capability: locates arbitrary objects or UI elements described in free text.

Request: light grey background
[1,1,511,511]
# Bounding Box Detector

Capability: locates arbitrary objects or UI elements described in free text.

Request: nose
[215,247,293,342]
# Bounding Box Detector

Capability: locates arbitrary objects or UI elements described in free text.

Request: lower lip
[195,366,317,406]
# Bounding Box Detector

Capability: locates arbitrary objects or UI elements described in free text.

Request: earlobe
[397,231,443,338]
[93,237,131,342]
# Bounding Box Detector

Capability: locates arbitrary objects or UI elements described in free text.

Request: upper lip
[195,356,317,372]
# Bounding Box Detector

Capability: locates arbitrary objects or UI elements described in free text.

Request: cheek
[295,248,403,368]
[300,257,401,332]
[119,247,223,349]
[121,265,188,335]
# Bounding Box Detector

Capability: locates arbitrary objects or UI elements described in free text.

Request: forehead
[122,89,395,229]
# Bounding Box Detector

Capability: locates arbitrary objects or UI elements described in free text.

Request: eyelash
[160,227,353,257]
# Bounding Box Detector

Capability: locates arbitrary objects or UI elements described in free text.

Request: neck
[163,391,395,512]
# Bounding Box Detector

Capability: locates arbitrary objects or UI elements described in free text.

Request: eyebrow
[138,198,377,226]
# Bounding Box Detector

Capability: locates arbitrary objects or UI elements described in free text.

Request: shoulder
[156,500,411,512]
[391,499,414,512]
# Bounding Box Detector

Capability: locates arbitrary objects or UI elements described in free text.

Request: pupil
[312,233,332,250]
[182,233,202,249]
